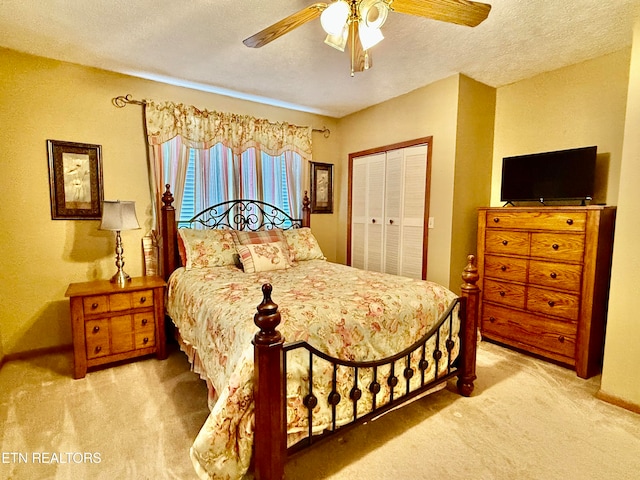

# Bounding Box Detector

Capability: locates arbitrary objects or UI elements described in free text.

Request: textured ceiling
[1,0,639,118]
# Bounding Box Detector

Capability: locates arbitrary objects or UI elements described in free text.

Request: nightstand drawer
[86,319,110,359]
[134,312,155,349]
[83,295,109,315]
[110,289,154,311]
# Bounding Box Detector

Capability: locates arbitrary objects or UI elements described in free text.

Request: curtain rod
[112,94,330,138]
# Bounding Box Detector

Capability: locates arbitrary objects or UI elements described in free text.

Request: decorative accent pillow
[232,229,286,245]
[177,228,237,270]
[236,241,291,273]
[282,228,326,262]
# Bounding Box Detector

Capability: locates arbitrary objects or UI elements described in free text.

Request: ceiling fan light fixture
[320,1,350,36]
[359,0,389,29]
[358,22,384,50]
[324,25,349,52]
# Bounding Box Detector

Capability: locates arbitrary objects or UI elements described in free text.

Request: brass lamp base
[110,230,131,287]
[110,269,131,286]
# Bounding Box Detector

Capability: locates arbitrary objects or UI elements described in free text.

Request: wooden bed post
[457,254,480,397]
[160,184,178,280]
[253,284,286,480]
[302,191,311,228]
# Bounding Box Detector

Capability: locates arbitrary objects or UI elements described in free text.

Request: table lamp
[100,200,140,285]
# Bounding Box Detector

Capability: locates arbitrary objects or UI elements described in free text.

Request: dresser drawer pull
[499,291,506,297]
[501,265,507,271]
[558,335,565,343]
[91,303,99,309]
[552,244,559,250]
[92,326,100,334]
[141,318,148,326]
[95,346,102,353]
[566,219,573,225]
[548,300,555,307]
[550,272,557,279]
[502,240,508,246]
[493,217,500,223]
[142,337,149,344]
[140,296,147,304]
[489,316,496,323]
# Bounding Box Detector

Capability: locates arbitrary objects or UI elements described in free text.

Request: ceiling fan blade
[243,3,327,48]
[390,0,491,27]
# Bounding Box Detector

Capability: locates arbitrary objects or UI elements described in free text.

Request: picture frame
[310,162,333,214]
[47,140,104,220]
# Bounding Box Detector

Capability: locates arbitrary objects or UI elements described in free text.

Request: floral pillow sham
[177,228,237,270]
[282,227,326,262]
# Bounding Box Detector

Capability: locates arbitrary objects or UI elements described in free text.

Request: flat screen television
[500,146,597,204]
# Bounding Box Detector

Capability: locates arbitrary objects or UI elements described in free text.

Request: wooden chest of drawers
[65,276,167,379]
[477,206,616,378]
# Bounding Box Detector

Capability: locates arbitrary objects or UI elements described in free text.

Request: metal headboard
[179,199,303,231]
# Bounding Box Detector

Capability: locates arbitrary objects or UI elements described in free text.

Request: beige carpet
[1,341,639,480]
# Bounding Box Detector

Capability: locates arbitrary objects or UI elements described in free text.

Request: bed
[158,185,480,480]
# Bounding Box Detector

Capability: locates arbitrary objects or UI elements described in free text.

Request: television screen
[500,146,597,203]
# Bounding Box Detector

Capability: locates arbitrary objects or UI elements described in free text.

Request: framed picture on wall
[310,162,333,214]
[47,140,104,220]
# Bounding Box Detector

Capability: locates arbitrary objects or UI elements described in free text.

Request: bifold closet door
[351,153,386,272]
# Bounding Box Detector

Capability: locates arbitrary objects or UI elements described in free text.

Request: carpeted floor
[1,341,639,480]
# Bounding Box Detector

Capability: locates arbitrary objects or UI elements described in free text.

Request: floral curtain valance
[144,100,312,160]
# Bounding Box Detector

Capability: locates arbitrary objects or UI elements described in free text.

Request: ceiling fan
[243,0,492,76]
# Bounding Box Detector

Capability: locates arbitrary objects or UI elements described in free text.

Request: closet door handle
[371,218,376,224]
[389,219,394,225]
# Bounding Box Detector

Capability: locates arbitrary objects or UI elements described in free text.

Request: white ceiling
[1,0,639,118]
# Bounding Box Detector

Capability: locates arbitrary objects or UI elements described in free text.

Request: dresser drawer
[482,304,577,360]
[110,289,154,312]
[529,260,582,292]
[483,279,526,309]
[134,312,156,349]
[485,230,529,256]
[530,233,584,262]
[85,319,110,359]
[527,286,580,321]
[83,295,109,315]
[485,210,586,231]
[484,255,527,283]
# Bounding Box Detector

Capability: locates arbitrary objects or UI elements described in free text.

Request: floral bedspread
[166,260,459,479]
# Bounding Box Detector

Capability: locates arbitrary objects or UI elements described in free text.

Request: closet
[348,139,431,280]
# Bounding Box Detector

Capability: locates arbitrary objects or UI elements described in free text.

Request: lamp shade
[100,201,140,231]
[320,1,350,36]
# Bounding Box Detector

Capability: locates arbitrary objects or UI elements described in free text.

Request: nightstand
[65,276,167,379]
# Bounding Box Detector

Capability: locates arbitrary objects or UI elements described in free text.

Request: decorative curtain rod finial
[112,94,146,108]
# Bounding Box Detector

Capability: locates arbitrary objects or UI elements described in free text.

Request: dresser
[477,206,616,378]
[65,276,167,379]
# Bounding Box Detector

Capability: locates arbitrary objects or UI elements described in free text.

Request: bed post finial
[253,284,286,480]
[161,184,174,208]
[302,190,311,228]
[458,254,480,397]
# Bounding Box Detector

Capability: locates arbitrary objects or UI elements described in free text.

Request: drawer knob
[558,335,565,343]
[566,219,573,225]
[141,318,148,326]
[499,291,506,297]
[502,240,508,246]
[550,272,557,279]
[143,337,149,344]
[489,316,496,323]
[548,300,555,307]
[92,326,100,333]
[95,346,102,353]
[140,296,147,303]
[552,244,559,250]
[501,265,507,271]
[493,217,500,223]
[91,303,99,309]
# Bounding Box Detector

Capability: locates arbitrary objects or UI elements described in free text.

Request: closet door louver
[350,144,429,280]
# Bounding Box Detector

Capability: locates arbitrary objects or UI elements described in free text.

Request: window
[177,144,303,225]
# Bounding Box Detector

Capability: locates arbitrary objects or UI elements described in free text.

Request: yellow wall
[0,48,339,357]
[600,19,640,408]
[336,75,495,291]
[492,49,631,207]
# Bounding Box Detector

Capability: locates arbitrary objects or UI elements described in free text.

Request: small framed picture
[47,140,104,220]
[310,162,333,214]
